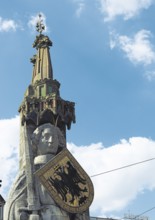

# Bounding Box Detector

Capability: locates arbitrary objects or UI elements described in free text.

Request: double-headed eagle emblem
[35,149,94,213]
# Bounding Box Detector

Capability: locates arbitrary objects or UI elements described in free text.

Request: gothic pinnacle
[19,17,76,137]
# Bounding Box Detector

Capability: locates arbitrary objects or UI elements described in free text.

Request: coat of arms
[35,148,94,213]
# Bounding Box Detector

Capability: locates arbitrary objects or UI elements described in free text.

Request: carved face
[40,128,54,147]
[37,127,59,155]
[32,123,65,156]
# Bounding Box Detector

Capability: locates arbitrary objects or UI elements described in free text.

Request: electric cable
[122,206,155,219]
[94,206,155,219]
[89,158,155,219]
[90,157,155,178]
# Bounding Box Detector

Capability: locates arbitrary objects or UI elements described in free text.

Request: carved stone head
[31,123,66,156]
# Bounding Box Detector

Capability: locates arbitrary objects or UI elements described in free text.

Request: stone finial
[36,14,45,35]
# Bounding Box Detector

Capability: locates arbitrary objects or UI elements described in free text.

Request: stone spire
[31,14,53,83]
[19,14,75,137]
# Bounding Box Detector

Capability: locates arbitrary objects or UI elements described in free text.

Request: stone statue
[4,124,67,220]
[4,123,89,220]
[31,123,70,220]
[4,15,91,220]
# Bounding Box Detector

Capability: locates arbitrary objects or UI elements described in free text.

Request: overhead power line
[120,206,155,219]
[93,205,155,220]
[90,157,155,178]
[135,206,155,218]
[89,158,155,220]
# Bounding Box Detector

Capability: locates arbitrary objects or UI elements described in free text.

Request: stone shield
[35,148,94,213]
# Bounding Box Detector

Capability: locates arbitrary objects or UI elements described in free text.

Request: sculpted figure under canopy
[4,123,89,220]
[3,124,61,219]
[4,15,91,220]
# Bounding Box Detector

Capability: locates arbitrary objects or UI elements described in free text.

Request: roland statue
[4,14,93,220]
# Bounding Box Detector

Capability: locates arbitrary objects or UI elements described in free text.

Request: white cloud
[144,70,155,81]
[76,2,85,17]
[110,30,155,66]
[73,0,85,18]
[0,116,19,197]
[0,17,18,32]
[99,0,153,21]
[68,139,155,216]
[28,12,47,33]
[1,117,155,217]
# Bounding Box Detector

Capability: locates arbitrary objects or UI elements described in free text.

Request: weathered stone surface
[4,124,90,220]
[4,15,92,220]
[4,124,67,219]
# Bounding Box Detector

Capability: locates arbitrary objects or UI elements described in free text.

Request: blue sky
[0,0,155,219]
